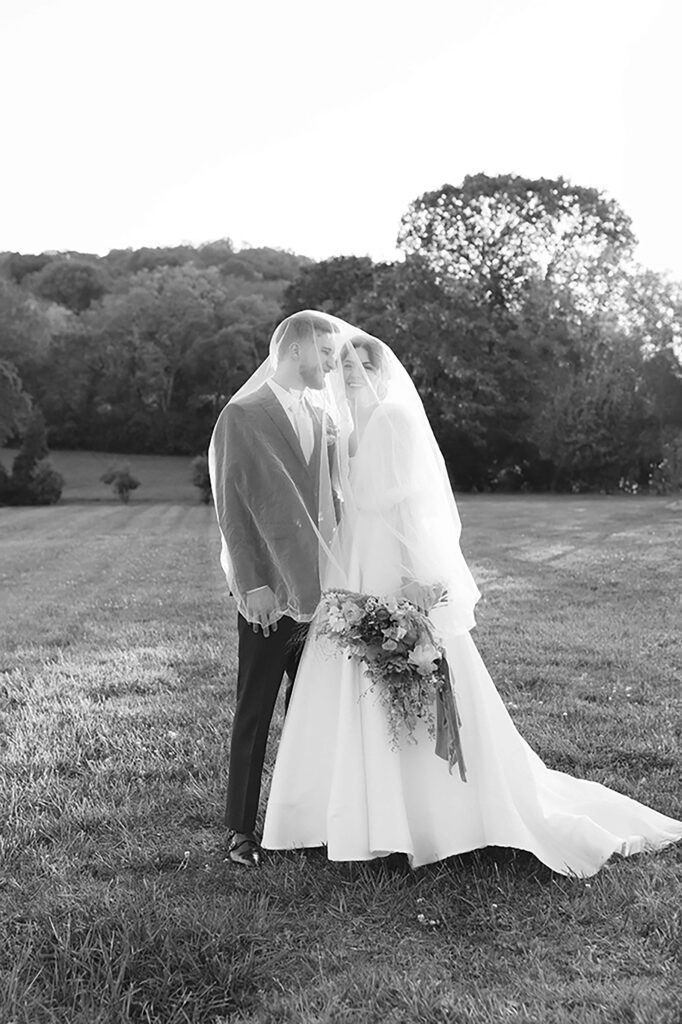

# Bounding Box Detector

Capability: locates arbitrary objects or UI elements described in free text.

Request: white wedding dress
[262,405,682,877]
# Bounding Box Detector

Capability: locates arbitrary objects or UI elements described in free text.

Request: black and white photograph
[1,1,681,1021]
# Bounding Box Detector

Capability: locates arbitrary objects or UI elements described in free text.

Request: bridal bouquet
[315,588,466,780]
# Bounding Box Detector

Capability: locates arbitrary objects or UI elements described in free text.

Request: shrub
[101,464,141,504]
[4,409,63,505]
[650,431,682,494]
[11,409,49,488]
[190,454,212,504]
[29,459,64,505]
[0,460,12,504]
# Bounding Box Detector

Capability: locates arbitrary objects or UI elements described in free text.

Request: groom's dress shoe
[227,830,261,867]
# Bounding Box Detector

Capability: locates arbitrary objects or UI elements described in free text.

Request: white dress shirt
[267,378,314,463]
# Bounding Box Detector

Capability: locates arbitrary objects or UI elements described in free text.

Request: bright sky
[1,0,680,277]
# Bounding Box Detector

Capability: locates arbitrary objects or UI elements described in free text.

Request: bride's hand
[400,579,447,613]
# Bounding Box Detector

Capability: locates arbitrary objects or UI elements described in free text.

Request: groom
[209,312,339,866]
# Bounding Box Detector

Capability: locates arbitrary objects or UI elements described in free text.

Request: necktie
[290,392,314,462]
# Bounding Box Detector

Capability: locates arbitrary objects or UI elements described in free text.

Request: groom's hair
[276,312,337,356]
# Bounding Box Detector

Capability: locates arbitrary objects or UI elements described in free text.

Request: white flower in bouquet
[383,623,407,641]
[341,600,364,626]
[408,642,442,676]
[326,606,347,633]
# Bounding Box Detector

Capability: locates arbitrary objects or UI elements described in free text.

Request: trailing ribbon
[434,657,467,782]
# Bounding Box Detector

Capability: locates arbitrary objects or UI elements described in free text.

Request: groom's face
[298,330,337,390]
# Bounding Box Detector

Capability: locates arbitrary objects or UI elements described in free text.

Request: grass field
[1,462,681,1023]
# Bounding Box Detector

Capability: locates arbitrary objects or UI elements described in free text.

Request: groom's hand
[245,586,278,636]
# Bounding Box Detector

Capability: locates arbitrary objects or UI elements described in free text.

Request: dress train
[263,607,682,876]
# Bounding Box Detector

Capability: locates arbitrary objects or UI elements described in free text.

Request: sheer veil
[208,311,350,625]
[208,310,480,634]
[323,324,481,634]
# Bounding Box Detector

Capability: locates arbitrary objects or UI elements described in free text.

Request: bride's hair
[341,334,386,374]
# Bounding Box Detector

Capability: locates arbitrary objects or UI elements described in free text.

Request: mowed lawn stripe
[1,505,222,641]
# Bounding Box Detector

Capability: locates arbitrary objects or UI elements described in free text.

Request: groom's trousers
[225,613,307,833]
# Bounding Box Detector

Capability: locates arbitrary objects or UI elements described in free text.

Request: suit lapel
[309,404,324,468]
[258,385,309,472]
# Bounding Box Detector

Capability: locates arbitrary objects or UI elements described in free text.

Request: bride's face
[343,346,380,398]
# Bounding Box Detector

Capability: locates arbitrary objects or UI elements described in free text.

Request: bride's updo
[341,334,386,374]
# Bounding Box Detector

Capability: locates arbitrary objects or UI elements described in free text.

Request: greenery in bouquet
[315,588,448,747]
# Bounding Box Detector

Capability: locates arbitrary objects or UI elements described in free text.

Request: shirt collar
[267,377,308,409]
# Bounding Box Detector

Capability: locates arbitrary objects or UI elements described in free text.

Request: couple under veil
[208,310,682,875]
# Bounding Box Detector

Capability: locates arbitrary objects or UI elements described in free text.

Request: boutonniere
[324,416,339,447]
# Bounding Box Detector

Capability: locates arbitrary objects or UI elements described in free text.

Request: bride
[261,315,682,876]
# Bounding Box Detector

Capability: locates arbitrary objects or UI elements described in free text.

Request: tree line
[0,241,306,459]
[2,175,682,494]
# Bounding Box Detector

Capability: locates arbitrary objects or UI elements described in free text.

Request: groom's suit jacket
[212,383,333,619]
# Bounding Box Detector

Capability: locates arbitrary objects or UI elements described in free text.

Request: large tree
[398,174,636,316]
[0,359,31,447]
[530,328,659,491]
[30,258,108,313]
[362,259,552,488]
[281,256,375,317]
[0,278,50,365]
[71,265,280,452]
[5,252,54,285]
[188,293,279,418]
[84,265,220,448]
[0,278,52,411]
